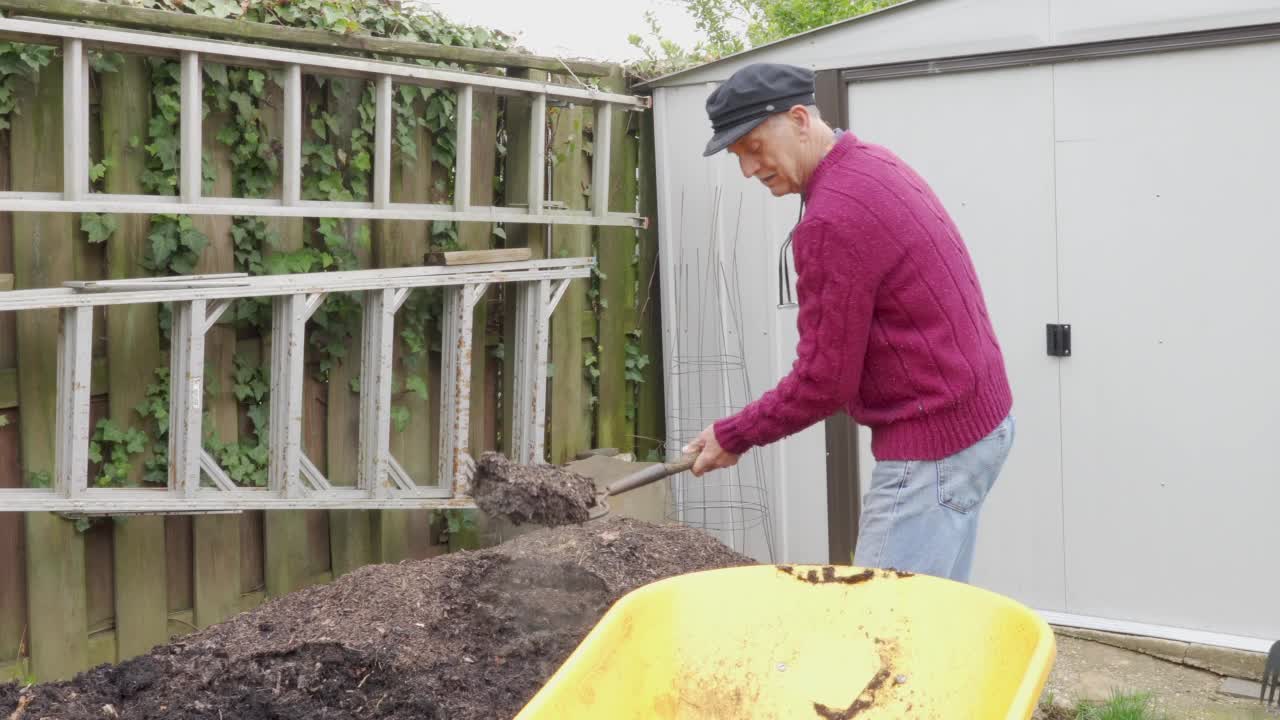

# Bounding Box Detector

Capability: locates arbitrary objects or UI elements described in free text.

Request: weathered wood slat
[61,37,88,201]
[0,360,107,410]
[53,306,92,498]
[190,131,242,630]
[0,410,25,669]
[425,248,531,266]
[103,52,169,661]
[635,109,667,460]
[0,0,614,77]
[12,59,88,681]
[596,70,638,453]
[457,85,499,458]
[179,50,201,204]
[0,18,639,107]
[372,84,437,563]
[549,96,591,463]
[0,128,13,371]
[0,192,644,227]
[500,70,544,456]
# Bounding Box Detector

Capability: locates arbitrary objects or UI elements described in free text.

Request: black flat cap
[703,63,815,157]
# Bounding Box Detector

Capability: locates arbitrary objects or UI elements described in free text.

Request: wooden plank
[458,85,498,458]
[635,107,666,461]
[190,109,241,627]
[528,94,547,216]
[258,322,309,596]
[425,248,530,266]
[373,75,392,209]
[61,37,88,200]
[83,514,114,659]
[54,305,93,498]
[0,360,106,411]
[0,0,615,77]
[500,70,543,456]
[0,194,642,227]
[192,514,240,627]
[596,70,637,453]
[453,85,474,212]
[264,507,309,596]
[0,409,25,667]
[239,508,265,594]
[281,63,302,206]
[179,50,201,204]
[323,77,375,576]
[11,57,89,682]
[102,52,169,660]
[257,78,306,594]
[0,126,13,370]
[304,373,331,578]
[165,515,193,614]
[371,86,434,565]
[549,91,591,463]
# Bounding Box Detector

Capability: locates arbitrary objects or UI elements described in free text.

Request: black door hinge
[1047,324,1071,357]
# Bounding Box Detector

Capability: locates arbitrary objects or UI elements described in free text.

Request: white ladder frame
[0,260,586,513]
[0,19,648,514]
[0,16,648,228]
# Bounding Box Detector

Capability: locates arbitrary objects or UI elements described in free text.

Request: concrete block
[1185,643,1267,681]
[1053,626,1188,665]
[1219,676,1264,700]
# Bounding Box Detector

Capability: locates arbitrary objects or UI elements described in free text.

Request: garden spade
[586,453,696,521]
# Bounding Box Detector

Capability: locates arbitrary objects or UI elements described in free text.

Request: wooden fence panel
[460,86,498,455]
[0,34,655,680]
[12,58,90,682]
[191,102,244,627]
[0,409,24,670]
[549,93,591,463]
[636,109,666,461]
[499,70,543,456]
[102,52,170,660]
[0,118,12,371]
[596,70,638,454]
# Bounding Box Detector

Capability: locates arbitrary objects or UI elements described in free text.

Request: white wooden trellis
[0,18,649,513]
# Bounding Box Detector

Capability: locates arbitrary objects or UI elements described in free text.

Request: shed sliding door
[1054,42,1280,641]
[847,66,1066,613]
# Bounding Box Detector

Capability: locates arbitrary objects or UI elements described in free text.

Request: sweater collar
[802,130,855,199]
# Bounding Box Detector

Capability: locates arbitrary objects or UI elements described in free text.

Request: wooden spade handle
[604,455,696,497]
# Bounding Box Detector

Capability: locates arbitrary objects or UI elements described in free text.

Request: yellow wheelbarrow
[515,564,1055,719]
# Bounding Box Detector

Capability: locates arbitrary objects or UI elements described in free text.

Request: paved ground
[1035,635,1278,719]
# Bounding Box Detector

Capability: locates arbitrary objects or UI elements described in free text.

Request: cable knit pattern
[714,132,1012,461]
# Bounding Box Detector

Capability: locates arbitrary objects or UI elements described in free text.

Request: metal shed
[645,0,1280,652]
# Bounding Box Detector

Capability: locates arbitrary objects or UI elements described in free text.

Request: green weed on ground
[1039,691,1166,720]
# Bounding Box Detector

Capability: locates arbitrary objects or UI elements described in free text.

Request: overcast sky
[422,0,706,62]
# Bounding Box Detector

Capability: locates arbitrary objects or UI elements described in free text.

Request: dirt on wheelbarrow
[0,517,754,720]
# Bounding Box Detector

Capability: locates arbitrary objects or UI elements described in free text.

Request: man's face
[726,108,807,197]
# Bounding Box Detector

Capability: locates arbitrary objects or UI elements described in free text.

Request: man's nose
[739,155,758,179]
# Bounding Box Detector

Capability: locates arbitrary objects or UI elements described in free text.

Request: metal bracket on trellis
[0,17,651,514]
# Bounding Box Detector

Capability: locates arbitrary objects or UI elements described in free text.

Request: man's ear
[788,104,811,130]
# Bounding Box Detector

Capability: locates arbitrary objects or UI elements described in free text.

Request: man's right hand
[684,424,741,477]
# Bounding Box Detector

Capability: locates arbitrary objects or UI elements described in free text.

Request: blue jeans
[851,414,1015,583]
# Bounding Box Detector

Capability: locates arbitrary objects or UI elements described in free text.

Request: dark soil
[470,452,598,526]
[0,517,753,720]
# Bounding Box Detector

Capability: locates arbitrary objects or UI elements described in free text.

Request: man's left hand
[684,424,740,477]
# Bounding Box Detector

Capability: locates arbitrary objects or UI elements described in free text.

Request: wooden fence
[0,13,664,682]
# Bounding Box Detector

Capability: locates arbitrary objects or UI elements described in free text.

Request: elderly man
[683,62,1015,583]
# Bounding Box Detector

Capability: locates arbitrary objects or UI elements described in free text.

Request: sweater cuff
[713,414,756,456]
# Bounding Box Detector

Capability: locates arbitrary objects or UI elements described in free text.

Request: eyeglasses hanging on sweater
[777,199,804,309]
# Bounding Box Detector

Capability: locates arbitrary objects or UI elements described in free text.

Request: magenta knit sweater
[714,132,1013,462]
